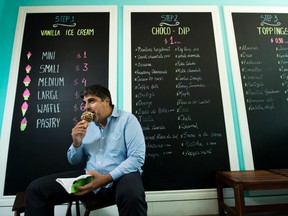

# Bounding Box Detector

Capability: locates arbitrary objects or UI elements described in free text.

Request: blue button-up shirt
[67,106,146,188]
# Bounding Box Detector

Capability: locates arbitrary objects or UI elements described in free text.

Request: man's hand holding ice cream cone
[71,111,94,148]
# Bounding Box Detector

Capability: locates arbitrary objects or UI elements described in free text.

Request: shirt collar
[110,105,119,118]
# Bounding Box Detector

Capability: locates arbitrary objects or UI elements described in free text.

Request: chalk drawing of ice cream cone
[23,88,30,101]
[23,75,31,87]
[20,117,27,131]
[27,51,32,60]
[25,65,31,73]
[21,101,28,116]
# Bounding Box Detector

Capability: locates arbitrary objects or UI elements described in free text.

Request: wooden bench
[12,191,115,216]
[216,169,288,215]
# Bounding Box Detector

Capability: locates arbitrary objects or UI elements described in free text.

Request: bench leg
[14,211,20,216]
[75,200,80,216]
[12,192,26,216]
[66,200,81,216]
[84,209,91,216]
[65,201,72,216]
[234,184,245,215]
[216,174,226,215]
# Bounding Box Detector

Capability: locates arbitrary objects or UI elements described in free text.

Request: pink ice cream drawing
[27,51,32,60]
[21,101,28,116]
[25,65,31,73]
[23,88,30,101]
[20,117,27,131]
[23,75,31,87]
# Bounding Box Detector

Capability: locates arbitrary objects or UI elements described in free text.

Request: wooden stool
[12,191,77,216]
[12,191,115,216]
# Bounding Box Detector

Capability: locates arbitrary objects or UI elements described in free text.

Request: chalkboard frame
[224,6,288,170]
[123,6,238,201]
[0,6,117,205]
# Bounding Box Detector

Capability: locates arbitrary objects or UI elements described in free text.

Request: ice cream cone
[23,75,31,87]
[21,102,28,116]
[25,65,31,73]
[81,111,94,126]
[20,117,28,131]
[23,88,30,101]
[27,52,32,60]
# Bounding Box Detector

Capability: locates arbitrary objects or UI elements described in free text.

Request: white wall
[6,198,219,216]
[5,190,220,216]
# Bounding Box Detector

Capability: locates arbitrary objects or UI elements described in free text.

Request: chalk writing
[131,12,228,166]
[35,51,63,128]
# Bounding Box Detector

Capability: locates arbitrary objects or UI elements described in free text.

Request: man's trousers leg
[25,170,84,216]
[114,172,147,216]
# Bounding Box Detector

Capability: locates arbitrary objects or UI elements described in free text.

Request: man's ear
[104,97,110,104]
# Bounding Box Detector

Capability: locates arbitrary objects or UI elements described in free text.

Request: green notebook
[56,174,93,194]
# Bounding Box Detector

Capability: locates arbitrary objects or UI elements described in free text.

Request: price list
[128,10,231,190]
[229,10,288,169]
[4,10,113,195]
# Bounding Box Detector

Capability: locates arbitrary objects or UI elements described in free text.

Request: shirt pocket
[107,131,125,153]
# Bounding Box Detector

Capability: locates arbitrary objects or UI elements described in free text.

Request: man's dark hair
[81,84,113,105]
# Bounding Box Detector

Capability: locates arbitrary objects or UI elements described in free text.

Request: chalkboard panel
[225,7,288,170]
[0,6,117,196]
[124,6,238,191]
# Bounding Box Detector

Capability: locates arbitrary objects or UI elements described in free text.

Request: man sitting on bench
[24,84,148,216]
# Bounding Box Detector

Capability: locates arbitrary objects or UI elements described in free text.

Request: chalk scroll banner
[225,7,288,170]
[0,6,117,196]
[124,6,238,191]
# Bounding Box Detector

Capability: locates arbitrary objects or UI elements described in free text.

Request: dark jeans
[24,170,147,216]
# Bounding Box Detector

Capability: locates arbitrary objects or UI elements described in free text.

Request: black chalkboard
[231,12,288,170]
[128,11,232,190]
[4,10,113,195]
